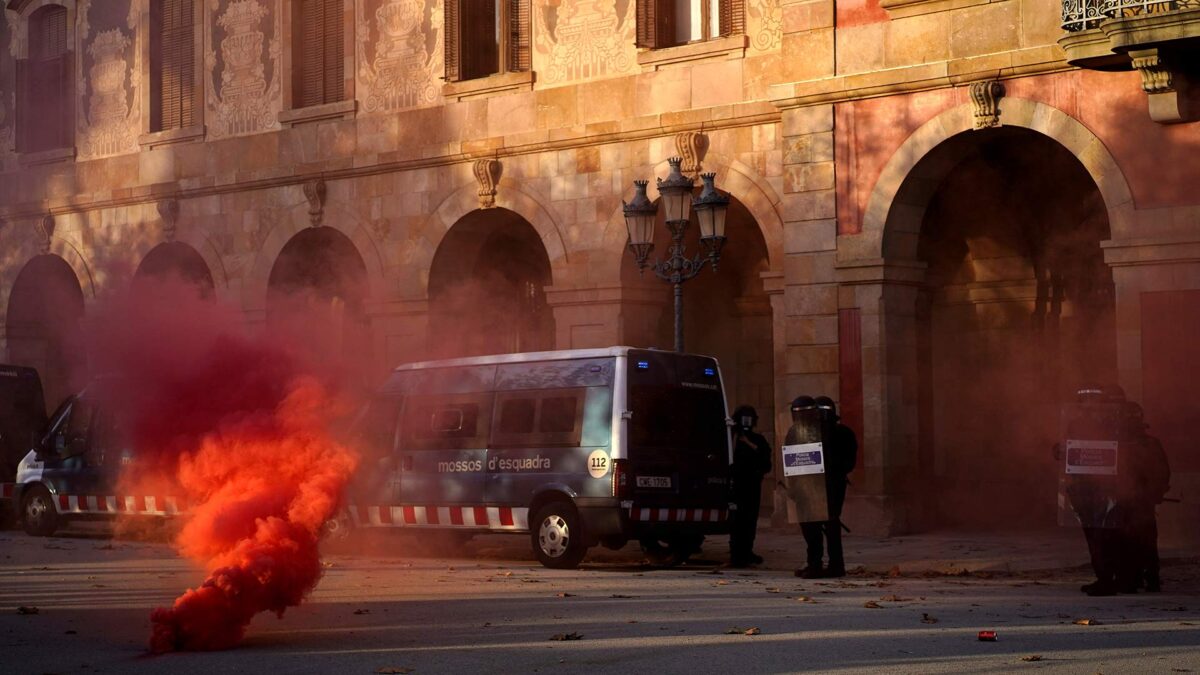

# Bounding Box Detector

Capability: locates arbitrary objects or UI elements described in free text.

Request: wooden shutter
[444,0,460,81]
[296,0,343,107]
[322,0,343,103]
[635,0,657,48]
[507,0,530,73]
[154,0,195,132]
[719,0,745,37]
[15,59,29,153]
[57,53,73,151]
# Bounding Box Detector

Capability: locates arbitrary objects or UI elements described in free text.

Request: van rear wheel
[531,502,587,569]
[22,485,59,537]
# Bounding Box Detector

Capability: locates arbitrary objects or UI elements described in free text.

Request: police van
[343,347,734,568]
[1,377,185,537]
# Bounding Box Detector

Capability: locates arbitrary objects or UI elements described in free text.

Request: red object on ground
[978,631,998,641]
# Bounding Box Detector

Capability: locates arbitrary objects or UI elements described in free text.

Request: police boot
[1145,572,1162,593]
[748,552,764,565]
[823,563,846,578]
[795,564,824,579]
[1085,581,1118,597]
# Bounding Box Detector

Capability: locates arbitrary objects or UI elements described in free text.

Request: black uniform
[1121,408,1170,592]
[800,398,857,577]
[730,405,772,567]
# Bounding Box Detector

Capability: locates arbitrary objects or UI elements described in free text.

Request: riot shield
[1058,400,1125,529]
[782,407,828,524]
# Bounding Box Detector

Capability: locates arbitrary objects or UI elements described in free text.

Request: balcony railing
[1063,0,1200,30]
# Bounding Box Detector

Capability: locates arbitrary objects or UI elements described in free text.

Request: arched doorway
[134,242,215,298]
[267,226,370,380]
[428,208,554,358]
[6,254,87,409]
[901,127,1115,529]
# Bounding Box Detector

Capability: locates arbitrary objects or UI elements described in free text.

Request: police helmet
[732,405,758,420]
[815,396,839,419]
[1075,383,1105,403]
[1125,401,1146,427]
[790,396,816,420]
[1101,384,1126,402]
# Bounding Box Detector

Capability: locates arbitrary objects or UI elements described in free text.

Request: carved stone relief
[533,0,635,86]
[206,0,282,139]
[77,0,141,159]
[356,0,443,113]
[747,0,781,52]
[304,178,327,227]
[473,158,501,209]
[158,198,180,242]
[36,214,55,254]
[675,131,708,176]
[969,80,1004,130]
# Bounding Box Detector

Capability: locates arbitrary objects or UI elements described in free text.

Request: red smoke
[86,279,359,652]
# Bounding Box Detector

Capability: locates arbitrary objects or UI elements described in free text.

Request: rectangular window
[293,0,344,108]
[636,0,743,49]
[444,0,530,83]
[150,0,195,132]
[19,4,72,153]
[491,389,585,447]
[402,393,493,450]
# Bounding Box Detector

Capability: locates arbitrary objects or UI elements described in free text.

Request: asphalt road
[1,528,1198,674]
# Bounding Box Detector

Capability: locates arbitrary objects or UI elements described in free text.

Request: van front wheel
[531,502,587,569]
[22,485,59,537]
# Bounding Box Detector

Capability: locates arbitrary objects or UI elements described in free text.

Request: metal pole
[674,280,684,353]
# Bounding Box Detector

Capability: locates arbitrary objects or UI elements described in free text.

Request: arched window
[636,0,744,49]
[17,4,73,153]
[292,0,345,108]
[150,0,196,132]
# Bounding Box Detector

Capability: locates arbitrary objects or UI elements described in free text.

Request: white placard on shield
[1064,439,1118,476]
[782,442,825,477]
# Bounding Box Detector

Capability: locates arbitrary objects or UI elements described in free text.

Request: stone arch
[246,189,386,307]
[599,153,785,285]
[134,241,216,296]
[5,253,87,408]
[855,98,1135,264]
[424,177,570,292]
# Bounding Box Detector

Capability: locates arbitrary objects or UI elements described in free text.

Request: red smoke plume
[86,279,359,652]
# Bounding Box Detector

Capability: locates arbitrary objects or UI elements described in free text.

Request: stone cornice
[769,46,1072,110]
[0,108,782,222]
[1102,234,1200,267]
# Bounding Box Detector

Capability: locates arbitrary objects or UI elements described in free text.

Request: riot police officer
[729,405,772,567]
[796,396,858,578]
[1121,402,1170,592]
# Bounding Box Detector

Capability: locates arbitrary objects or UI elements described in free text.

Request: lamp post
[622,156,730,353]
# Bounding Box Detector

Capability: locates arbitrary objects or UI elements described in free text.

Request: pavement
[0,523,1198,674]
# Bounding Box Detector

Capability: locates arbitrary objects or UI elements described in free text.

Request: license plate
[636,476,671,488]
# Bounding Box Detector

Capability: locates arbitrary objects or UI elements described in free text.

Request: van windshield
[627,351,727,456]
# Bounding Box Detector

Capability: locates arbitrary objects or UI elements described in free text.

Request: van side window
[357,396,403,460]
[402,394,493,450]
[498,398,536,434]
[491,388,585,447]
[539,396,578,433]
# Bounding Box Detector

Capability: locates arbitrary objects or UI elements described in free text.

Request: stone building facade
[0,0,1196,535]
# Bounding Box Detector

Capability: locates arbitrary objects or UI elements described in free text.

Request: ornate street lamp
[622,157,730,353]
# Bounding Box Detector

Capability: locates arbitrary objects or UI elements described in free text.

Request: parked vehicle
[1,378,183,537]
[341,347,734,568]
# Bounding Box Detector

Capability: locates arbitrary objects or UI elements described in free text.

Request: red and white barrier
[54,494,187,516]
[628,507,727,523]
[348,504,530,531]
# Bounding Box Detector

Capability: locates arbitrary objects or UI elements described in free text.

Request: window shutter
[635,0,657,48]
[57,53,73,151]
[177,4,195,127]
[153,0,195,132]
[444,0,460,81]
[720,0,745,37]
[507,0,530,73]
[322,0,343,103]
[298,0,326,108]
[15,59,28,153]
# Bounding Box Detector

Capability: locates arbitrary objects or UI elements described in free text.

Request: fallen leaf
[766,588,781,594]
[16,606,38,615]
[743,627,761,636]
[1073,618,1102,626]
[1021,655,1043,662]
[725,626,761,635]
[714,581,729,586]
[921,613,938,624]
[550,632,583,641]
[556,592,575,598]
[887,566,902,578]
[610,594,634,598]
[354,609,370,615]
[881,594,912,602]
[375,667,414,674]
[521,579,542,584]
[321,561,335,568]
[795,596,815,603]
[863,601,882,609]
